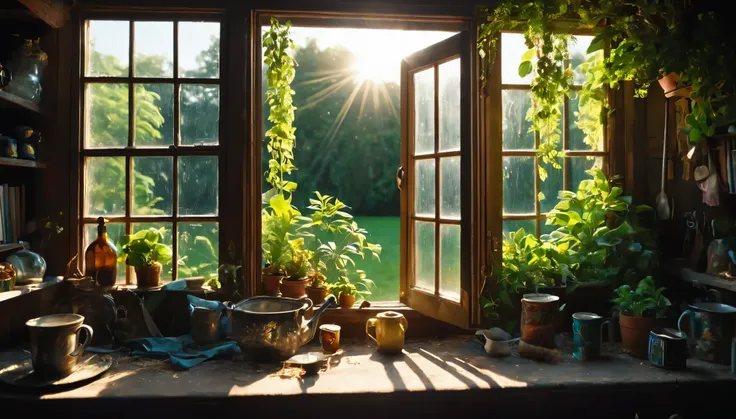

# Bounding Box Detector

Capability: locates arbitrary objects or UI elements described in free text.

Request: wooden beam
[17,0,69,28]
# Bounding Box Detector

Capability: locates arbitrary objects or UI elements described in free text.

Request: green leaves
[518,60,533,78]
[118,227,173,269]
[612,276,670,318]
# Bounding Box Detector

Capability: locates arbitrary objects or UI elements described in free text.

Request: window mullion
[172,21,180,280]
[433,64,440,296]
[125,156,132,284]
[534,130,540,237]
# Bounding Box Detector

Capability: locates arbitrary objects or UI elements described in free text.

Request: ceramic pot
[134,263,161,288]
[619,313,655,358]
[520,293,559,348]
[678,302,736,364]
[261,274,283,297]
[649,327,688,369]
[281,277,310,299]
[658,72,679,94]
[338,294,355,308]
[366,311,408,354]
[306,286,328,304]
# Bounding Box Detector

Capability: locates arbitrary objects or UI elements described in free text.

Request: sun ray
[357,81,370,123]
[296,69,353,86]
[299,76,355,111]
[378,83,399,120]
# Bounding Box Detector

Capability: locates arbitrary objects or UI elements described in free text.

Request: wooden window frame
[74,10,229,284]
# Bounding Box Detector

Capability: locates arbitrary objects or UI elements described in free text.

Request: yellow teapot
[366,311,408,353]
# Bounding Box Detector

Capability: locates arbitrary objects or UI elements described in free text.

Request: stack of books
[0,184,25,244]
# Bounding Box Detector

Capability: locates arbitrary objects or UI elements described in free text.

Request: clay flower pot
[657,72,679,94]
[262,274,283,297]
[338,294,355,308]
[281,277,310,299]
[619,313,655,359]
[135,262,162,288]
[306,286,329,304]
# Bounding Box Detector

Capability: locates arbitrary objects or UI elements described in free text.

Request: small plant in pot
[305,251,330,304]
[261,194,304,296]
[332,271,374,309]
[118,228,173,288]
[612,276,670,359]
[281,240,312,299]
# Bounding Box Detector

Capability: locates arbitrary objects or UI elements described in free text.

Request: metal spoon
[656,97,673,220]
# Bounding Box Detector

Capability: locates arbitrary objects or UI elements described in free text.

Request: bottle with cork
[84,217,117,287]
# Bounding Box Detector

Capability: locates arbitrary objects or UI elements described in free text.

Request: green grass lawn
[353,216,400,301]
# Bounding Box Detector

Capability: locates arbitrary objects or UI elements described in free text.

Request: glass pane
[178,223,220,280]
[414,159,435,217]
[86,20,129,77]
[85,157,125,216]
[502,90,534,150]
[415,221,435,293]
[84,223,126,283]
[503,219,535,237]
[503,157,535,215]
[179,156,218,215]
[541,222,557,236]
[569,95,604,151]
[135,84,174,146]
[570,35,594,86]
[440,156,461,219]
[180,85,220,145]
[131,223,173,281]
[179,22,220,79]
[540,158,563,213]
[439,58,460,152]
[501,33,533,85]
[133,157,172,216]
[414,68,434,155]
[133,21,173,78]
[568,157,604,190]
[439,224,461,301]
[85,83,128,148]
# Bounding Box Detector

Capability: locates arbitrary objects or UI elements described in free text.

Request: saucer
[0,354,113,389]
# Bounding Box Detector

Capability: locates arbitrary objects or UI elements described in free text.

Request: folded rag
[126,335,240,369]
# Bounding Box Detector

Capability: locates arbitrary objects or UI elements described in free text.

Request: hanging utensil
[656,97,673,220]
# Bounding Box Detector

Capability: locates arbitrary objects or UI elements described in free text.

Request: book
[0,185,5,243]
[2,184,9,243]
[9,187,15,242]
[727,139,734,194]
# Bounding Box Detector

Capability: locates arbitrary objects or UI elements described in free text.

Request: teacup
[26,314,93,377]
[572,312,608,361]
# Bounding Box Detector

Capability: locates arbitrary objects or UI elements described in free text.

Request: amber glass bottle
[84,217,118,287]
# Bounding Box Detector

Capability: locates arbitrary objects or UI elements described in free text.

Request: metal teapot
[228,294,336,360]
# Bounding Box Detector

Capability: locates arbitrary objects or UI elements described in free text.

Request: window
[499,33,607,237]
[80,18,222,284]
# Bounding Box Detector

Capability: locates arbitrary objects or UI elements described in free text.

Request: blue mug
[572,312,608,360]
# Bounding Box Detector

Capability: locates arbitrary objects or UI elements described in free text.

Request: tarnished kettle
[229,294,336,360]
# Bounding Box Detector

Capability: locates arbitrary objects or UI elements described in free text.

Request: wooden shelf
[0,157,46,169]
[679,267,736,293]
[0,90,41,114]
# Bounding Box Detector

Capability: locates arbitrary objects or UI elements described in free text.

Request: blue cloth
[187,294,232,336]
[126,335,240,369]
[162,280,188,291]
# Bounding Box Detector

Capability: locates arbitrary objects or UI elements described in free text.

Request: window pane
[85,157,125,216]
[503,219,535,237]
[84,223,126,283]
[131,223,173,281]
[503,156,535,215]
[179,22,220,79]
[86,20,129,77]
[570,35,594,86]
[540,158,563,213]
[135,84,174,146]
[414,68,434,155]
[179,156,218,215]
[541,222,557,236]
[178,222,219,280]
[180,85,220,145]
[501,33,533,85]
[415,159,435,217]
[133,157,172,216]
[415,221,435,293]
[568,156,604,190]
[502,90,534,150]
[438,58,460,152]
[133,21,173,78]
[85,83,128,148]
[569,95,604,151]
[440,156,461,219]
[439,224,461,301]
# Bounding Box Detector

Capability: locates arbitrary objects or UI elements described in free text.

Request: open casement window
[400,32,474,329]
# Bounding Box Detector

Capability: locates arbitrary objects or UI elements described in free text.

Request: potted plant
[118,227,173,288]
[305,250,330,304]
[612,276,671,358]
[261,194,304,296]
[281,240,312,299]
[332,276,358,308]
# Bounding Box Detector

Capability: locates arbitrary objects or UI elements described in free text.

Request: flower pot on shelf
[619,313,655,359]
[135,262,162,288]
[306,286,328,304]
[262,274,283,297]
[281,277,310,299]
[657,72,680,94]
[338,294,355,308]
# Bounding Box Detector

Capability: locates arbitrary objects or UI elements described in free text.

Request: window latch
[396,165,405,190]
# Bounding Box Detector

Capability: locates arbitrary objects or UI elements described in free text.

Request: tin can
[649,327,688,369]
[521,293,559,348]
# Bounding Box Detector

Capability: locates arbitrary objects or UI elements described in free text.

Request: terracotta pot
[520,293,560,348]
[262,274,283,297]
[338,294,355,308]
[658,72,680,94]
[135,263,162,288]
[619,313,655,358]
[306,286,328,304]
[281,277,310,299]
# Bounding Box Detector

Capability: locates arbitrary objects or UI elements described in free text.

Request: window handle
[396,165,405,190]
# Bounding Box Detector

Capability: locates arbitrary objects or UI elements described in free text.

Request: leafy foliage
[117,227,173,268]
[500,228,557,299]
[612,276,670,318]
